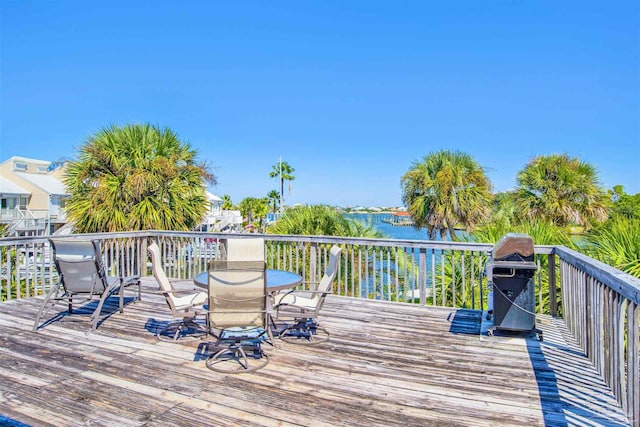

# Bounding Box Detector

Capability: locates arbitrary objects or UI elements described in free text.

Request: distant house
[0,177,31,229]
[206,192,223,217]
[0,177,30,211]
[197,191,242,233]
[0,156,69,236]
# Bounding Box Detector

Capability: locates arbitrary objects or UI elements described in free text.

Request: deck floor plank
[0,278,630,426]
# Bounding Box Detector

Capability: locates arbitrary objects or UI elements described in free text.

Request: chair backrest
[225,238,265,262]
[50,239,106,295]
[147,242,179,313]
[208,261,266,330]
[313,246,343,312]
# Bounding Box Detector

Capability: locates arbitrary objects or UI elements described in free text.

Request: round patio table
[193,269,302,293]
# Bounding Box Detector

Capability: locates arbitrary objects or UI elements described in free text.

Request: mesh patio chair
[206,260,269,373]
[147,242,208,341]
[273,245,342,344]
[33,239,141,331]
[225,237,265,262]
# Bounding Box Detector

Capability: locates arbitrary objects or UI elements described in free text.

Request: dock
[381,211,415,226]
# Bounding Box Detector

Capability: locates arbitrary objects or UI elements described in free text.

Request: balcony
[0,231,638,426]
[0,208,69,237]
[0,208,47,234]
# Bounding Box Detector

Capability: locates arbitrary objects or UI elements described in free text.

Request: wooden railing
[555,246,640,424]
[0,230,638,423]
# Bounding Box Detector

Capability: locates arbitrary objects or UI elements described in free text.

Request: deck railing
[555,246,640,424]
[1,230,638,423]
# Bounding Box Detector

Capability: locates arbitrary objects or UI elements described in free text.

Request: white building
[197,191,243,233]
[0,157,68,236]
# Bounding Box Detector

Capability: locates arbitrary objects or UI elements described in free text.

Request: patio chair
[206,260,269,373]
[225,237,265,262]
[273,245,342,344]
[33,239,141,331]
[147,242,208,341]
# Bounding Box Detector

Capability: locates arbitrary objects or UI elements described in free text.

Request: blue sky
[1,1,639,207]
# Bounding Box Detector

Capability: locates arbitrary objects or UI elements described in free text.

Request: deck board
[0,278,630,426]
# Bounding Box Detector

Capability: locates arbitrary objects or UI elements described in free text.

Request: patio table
[193,269,302,293]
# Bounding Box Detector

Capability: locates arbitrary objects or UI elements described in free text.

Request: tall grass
[267,205,384,238]
[583,217,640,278]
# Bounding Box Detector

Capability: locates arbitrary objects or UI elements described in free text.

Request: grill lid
[492,233,534,262]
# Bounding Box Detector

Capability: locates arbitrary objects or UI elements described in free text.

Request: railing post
[585,274,591,358]
[140,237,149,277]
[548,253,557,317]
[626,302,639,424]
[309,243,317,288]
[419,248,426,305]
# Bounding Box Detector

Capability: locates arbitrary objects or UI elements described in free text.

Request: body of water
[345,213,444,241]
[344,213,440,300]
[344,213,473,301]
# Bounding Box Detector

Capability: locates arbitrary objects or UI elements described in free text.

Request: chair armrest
[291,290,333,294]
[284,289,333,295]
[119,275,140,285]
[277,289,333,300]
[149,289,193,296]
[273,290,333,310]
[167,278,200,291]
[305,281,320,285]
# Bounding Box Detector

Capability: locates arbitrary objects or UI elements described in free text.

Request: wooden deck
[0,278,630,427]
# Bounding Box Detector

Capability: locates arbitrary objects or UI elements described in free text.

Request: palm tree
[269,160,295,215]
[608,185,640,220]
[64,123,214,233]
[238,197,269,231]
[515,154,609,229]
[401,150,492,240]
[267,190,280,216]
[221,194,234,210]
[266,205,383,237]
[491,191,519,226]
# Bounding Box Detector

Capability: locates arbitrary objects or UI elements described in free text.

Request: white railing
[0,208,28,220]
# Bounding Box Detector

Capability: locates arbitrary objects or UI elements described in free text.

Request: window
[14,162,27,171]
[37,165,48,173]
[1,198,17,209]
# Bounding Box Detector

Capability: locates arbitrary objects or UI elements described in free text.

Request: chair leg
[92,280,123,330]
[119,278,142,313]
[279,318,329,345]
[119,283,125,313]
[205,342,269,374]
[32,284,61,332]
[266,314,278,348]
[156,317,208,341]
[92,290,113,330]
